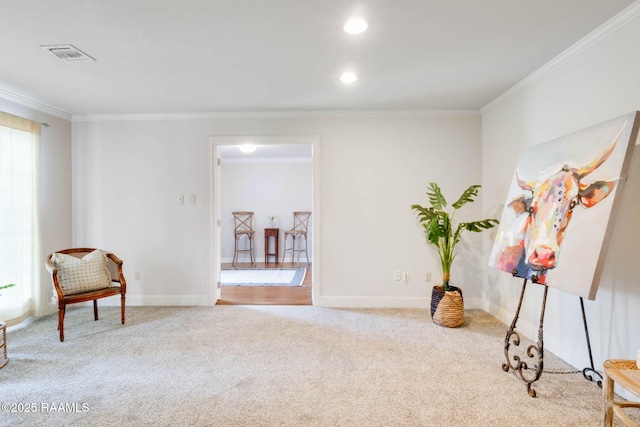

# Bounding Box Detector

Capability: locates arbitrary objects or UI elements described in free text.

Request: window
[0,112,43,323]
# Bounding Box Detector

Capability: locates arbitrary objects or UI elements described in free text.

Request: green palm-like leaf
[410,204,437,224]
[0,283,15,297]
[452,185,480,209]
[423,222,439,246]
[464,219,500,232]
[426,182,447,210]
[411,183,499,291]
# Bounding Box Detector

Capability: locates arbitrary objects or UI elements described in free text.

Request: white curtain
[0,111,44,323]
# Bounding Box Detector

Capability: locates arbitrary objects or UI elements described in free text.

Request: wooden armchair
[45,248,126,342]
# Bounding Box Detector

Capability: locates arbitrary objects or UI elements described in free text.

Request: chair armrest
[105,252,127,293]
[45,254,65,305]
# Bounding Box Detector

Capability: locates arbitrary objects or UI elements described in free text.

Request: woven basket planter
[430,285,464,328]
[0,321,7,369]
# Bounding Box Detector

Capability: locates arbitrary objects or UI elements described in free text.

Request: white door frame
[206,134,322,305]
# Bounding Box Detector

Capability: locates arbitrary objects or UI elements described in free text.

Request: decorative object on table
[267,214,277,228]
[411,183,498,328]
[489,112,640,398]
[0,284,15,369]
[45,248,127,342]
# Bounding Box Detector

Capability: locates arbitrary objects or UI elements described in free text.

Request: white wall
[221,159,312,262]
[72,115,483,308]
[0,98,72,312]
[482,9,640,378]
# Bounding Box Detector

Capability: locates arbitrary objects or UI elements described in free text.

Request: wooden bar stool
[281,211,311,266]
[232,212,256,267]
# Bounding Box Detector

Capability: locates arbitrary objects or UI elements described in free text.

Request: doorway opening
[207,135,321,306]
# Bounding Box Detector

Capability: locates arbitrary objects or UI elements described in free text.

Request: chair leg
[285,234,294,265]
[58,306,66,342]
[233,234,239,267]
[304,234,310,264]
[93,299,99,321]
[291,235,296,266]
[281,234,288,264]
[121,295,126,325]
[250,234,255,265]
[296,235,302,267]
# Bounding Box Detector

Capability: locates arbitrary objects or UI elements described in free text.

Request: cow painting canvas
[489,112,639,300]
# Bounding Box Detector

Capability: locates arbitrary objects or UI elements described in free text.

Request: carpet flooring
[0,306,630,426]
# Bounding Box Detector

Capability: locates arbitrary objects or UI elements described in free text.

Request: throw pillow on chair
[51,249,113,296]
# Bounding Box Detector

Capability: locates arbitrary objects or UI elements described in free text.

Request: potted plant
[0,284,15,369]
[411,183,498,327]
[0,284,15,295]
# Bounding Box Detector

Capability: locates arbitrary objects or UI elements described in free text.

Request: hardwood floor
[217,261,312,305]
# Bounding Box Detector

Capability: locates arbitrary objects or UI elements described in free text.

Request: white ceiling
[0,0,635,117]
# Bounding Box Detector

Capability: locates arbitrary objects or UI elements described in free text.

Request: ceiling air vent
[40,44,95,62]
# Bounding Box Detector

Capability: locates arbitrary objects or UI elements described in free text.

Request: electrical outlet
[403,272,410,282]
[394,271,401,281]
[135,271,141,280]
[425,272,431,282]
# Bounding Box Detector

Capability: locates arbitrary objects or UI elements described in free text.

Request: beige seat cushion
[51,250,113,295]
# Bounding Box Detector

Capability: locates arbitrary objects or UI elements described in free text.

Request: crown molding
[0,91,479,121]
[0,87,479,122]
[72,109,480,122]
[481,1,640,114]
[0,87,71,120]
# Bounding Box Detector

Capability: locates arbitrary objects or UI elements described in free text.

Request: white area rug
[221,268,306,286]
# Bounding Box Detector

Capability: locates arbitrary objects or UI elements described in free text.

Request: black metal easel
[502,278,548,397]
[502,276,603,397]
[580,296,603,387]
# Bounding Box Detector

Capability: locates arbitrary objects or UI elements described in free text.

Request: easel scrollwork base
[502,278,548,397]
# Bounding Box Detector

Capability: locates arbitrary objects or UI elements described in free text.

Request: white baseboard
[94,294,483,310]
[94,294,211,306]
[315,296,484,309]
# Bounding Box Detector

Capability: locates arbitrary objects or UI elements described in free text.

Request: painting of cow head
[489,112,639,299]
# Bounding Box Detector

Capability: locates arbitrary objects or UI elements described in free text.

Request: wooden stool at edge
[604,359,640,426]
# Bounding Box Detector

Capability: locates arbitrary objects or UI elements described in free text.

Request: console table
[264,228,279,263]
[604,359,640,426]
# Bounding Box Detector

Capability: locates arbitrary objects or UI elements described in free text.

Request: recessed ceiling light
[344,18,368,34]
[340,72,358,83]
[238,144,257,153]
